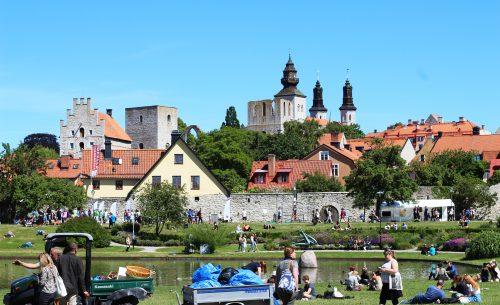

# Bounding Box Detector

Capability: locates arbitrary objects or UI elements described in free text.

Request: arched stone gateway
[320,205,339,223]
[181,125,202,141]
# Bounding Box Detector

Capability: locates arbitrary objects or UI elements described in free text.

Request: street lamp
[376,191,384,250]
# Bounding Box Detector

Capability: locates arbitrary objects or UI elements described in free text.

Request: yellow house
[126,137,229,200]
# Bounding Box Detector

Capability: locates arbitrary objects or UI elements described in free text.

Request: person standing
[379,249,403,305]
[250,234,257,252]
[242,235,247,252]
[275,247,299,305]
[58,243,89,305]
[242,209,247,221]
[125,235,132,252]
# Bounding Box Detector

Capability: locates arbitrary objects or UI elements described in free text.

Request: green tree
[324,122,364,139]
[12,174,86,215]
[345,146,418,212]
[411,150,487,186]
[221,106,241,128]
[295,172,344,192]
[433,176,497,213]
[135,181,188,236]
[24,133,60,154]
[487,170,500,186]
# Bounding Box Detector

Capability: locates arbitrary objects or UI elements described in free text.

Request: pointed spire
[275,55,306,98]
[339,73,356,111]
[309,79,327,114]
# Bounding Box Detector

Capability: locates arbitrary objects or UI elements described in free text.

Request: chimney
[104,140,112,159]
[60,156,70,169]
[407,119,412,125]
[268,154,276,178]
[106,109,113,117]
[438,116,443,123]
[459,116,465,122]
[171,130,182,144]
[420,119,424,125]
[374,129,378,133]
[472,126,480,135]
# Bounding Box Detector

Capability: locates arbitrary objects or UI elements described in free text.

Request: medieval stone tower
[309,80,328,119]
[339,78,357,125]
[125,106,178,149]
[247,56,307,134]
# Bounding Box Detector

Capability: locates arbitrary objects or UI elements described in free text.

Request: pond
[0,258,480,289]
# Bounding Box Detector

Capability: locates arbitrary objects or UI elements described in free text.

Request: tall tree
[433,176,497,213]
[221,106,241,128]
[295,172,344,192]
[135,181,188,236]
[24,133,60,154]
[345,146,418,212]
[324,122,364,139]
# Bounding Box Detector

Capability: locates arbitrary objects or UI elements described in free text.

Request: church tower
[339,76,357,125]
[309,80,328,119]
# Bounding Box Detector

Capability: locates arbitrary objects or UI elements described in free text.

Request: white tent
[223,198,231,221]
[380,199,454,222]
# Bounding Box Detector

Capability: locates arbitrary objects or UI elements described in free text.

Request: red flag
[91,144,100,176]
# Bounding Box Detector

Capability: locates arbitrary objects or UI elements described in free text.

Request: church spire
[339,77,357,111]
[275,55,306,98]
[309,80,327,114]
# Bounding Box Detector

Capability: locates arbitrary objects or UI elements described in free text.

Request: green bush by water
[56,217,110,248]
[465,230,500,259]
[184,224,232,253]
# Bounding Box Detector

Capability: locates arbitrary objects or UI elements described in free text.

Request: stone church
[59,98,132,157]
[246,56,358,134]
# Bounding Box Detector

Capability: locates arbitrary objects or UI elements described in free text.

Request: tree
[433,176,497,214]
[12,174,86,216]
[24,133,60,154]
[345,146,418,212]
[410,150,487,186]
[135,181,188,236]
[295,172,344,192]
[324,122,364,139]
[487,171,500,186]
[221,106,241,128]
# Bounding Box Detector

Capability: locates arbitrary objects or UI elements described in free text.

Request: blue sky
[1,1,499,146]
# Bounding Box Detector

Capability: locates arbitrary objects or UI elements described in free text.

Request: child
[300,275,317,300]
[368,271,383,291]
[428,263,437,280]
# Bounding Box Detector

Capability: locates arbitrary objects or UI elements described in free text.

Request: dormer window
[254,173,265,184]
[112,158,121,165]
[276,173,289,183]
[132,157,139,165]
[320,151,329,161]
[72,164,79,169]
[48,163,54,169]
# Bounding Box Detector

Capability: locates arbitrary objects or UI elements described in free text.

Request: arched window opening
[79,128,85,137]
[139,143,144,149]
[79,142,84,150]
[139,115,143,123]
[262,104,266,116]
[167,114,171,122]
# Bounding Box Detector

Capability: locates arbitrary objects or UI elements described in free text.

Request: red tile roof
[305,117,329,127]
[318,132,344,146]
[365,120,476,139]
[98,112,133,142]
[45,157,82,179]
[247,159,332,190]
[431,134,500,162]
[81,149,164,179]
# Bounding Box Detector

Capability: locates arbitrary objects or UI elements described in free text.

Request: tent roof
[381,199,454,208]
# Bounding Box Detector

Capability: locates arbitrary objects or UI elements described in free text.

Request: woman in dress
[378,249,403,305]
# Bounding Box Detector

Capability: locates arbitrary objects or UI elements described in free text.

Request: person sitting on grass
[333,221,341,230]
[401,280,446,304]
[368,271,383,291]
[345,270,363,291]
[384,223,391,231]
[479,263,489,282]
[445,261,458,279]
[299,275,317,300]
[360,266,370,285]
[458,275,482,303]
[450,275,470,297]
[427,244,437,256]
[435,263,449,280]
[402,222,408,230]
[421,244,429,256]
[428,263,437,280]
[489,260,500,281]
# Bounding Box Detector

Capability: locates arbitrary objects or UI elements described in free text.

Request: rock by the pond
[300,250,318,268]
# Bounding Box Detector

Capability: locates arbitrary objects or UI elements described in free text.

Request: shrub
[57,217,111,248]
[465,231,500,259]
[393,240,413,250]
[371,234,394,246]
[121,222,141,233]
[264,240,279,251]
[442,237,468,252]
[165,239,182,247]
[184,224,232,253]
[313,232,335,245]
[497,217,500,229]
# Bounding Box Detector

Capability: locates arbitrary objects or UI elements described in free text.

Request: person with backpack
[275,247,299,304]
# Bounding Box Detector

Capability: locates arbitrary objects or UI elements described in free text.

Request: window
[48,163,54,169]
[132,157,139,165]
[79,142,84,150]
[262,104,266,116]
[71,131,75,136]
[152,176,161,187]
[79,128,85,137]
[418,144,423,150]
[112,158,121,165]
[381,211,391,217]
[115,180,123,190]
[474,155,482,161]
[139,143,144,149]
[167,115,171,122]
[70,143,74,149]
[320,151,329,160]
[417,136,424,142]
[90,142,94,146]
[255,173,265,184]
[89,130,93,135]
[194,196,200,202]
[72,164,79,169]
[332,164,340,177]
[174,154,183,164]
[172,176,182,188]
[139,115,143,123]
[420,155,425,162]
[277,173,289,183]
[92,180,100,190]
[191,176,200,190]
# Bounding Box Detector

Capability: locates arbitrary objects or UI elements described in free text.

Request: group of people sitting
[421,244,438,256]
[428,261,458,280]
[341,266,383,291]
[478,259,500,282]
[332,221,352,231]
[383,222,408,231]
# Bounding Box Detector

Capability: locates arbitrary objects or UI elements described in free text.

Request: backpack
[218,267,239,285]
[278,270,295,292]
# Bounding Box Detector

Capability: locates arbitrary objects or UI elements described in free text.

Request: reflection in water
[0,258,479,289]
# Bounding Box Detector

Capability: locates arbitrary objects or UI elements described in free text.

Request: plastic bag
[192,263,222,283]
[190,280,222,289]
[218,267,239,285]
[229,269,264,286]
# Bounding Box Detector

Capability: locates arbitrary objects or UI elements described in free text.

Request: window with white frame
[332,164,340,177]
[255,173,265,184]
[320,151,329,160]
